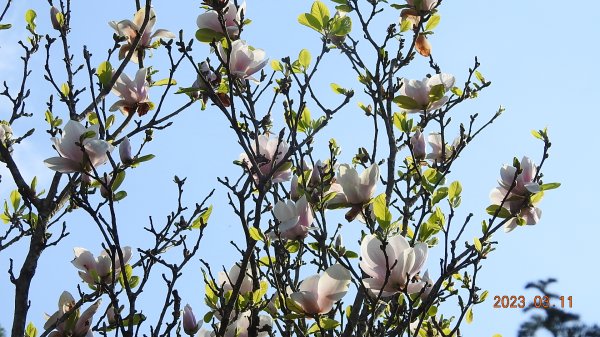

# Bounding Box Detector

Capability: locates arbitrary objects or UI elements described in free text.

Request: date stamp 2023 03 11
[493,295,573,309]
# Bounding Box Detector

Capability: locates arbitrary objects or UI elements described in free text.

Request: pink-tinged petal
[427,96,448,111]
[78,271,95,284]
[499,164,517,188]
[74,299,101,337]
[503,218,518,233]
[410,242,428,276]
[134,68,148,90]
[299,274,320,293]
[316,264,350,313]
[362,277,396,297]
[272,170,292,183]
[197,12,223,33]
[521,207,542,225]
[84,139,113,167]
[274,200,296,223]
[290,291,320,315]
[337,164,360,203]
[44,157,80,173]
[358,163,379,201]
[119,137,133,164]
[406,280,427,295]
[387,235,410,259]
[116,19,139,41]
[359,235,389,278]
[133,8,157,32]
[119,246,133,265]
[389,248,415,286]
[72,248,96,271]
[95,255,112,277]
[520,156,536,183]
[525,182,541,193]
[151,29,175,40]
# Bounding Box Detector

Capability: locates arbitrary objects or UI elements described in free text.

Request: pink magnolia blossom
[217,263,254,295]
[406,0,439,11]
[273,195,314,240]
[109,8,175,63]
[399,73,455,113]
[197,1,246,38]
[217,40,268,82]
[72,246,132,285]
[290,264,351,315]
[44,291,101,337]
[329,163,379,207]
[426,132,462,162]
[360,234,428,297]
[239,134,291,183]
[119,137,133,165]
[410,129,426,160]
[109,68,152,116]
[44,120,114,174]
[489,156,542,232]
[183,304,202,335]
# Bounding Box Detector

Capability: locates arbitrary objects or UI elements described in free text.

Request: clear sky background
[0,0,598,336]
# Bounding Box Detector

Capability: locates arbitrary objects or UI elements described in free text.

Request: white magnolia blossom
[119,137,133,165]
[198,311,272,337]
[239,134,291,183]
[72,246,132,285]
[329,163,379,207]
[411,129,426,160]
[399,73,455,113]
[110,68,151,116]
[197,1,246,38]
[109,7,175,63]
[273,195,314,240]
[218,40,268,82]
[44,120,114,174]
[490,156,542,232]
[217,263,254,295]
[426,132,462,162]
[360,234,428,297]
[290,264,351,315]
[44,291,101,337]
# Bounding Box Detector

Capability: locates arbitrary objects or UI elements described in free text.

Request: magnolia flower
[290,264,351,315]
[420,270,434,300]
[360,234,428,297]
[110,7,175,63]
[0,122,13,159]
[406,0,438,11]
[191,61,228,106]
[72,246,132,285]
[400,9,420,30]
[110,68,152,116]
[273,195,314,240]
[44,291,101,337]
[217,40,268,82]
[410,129,426,160]
[290,175,300,201]
[218,263,254,295]
[239,134,291,183]
[44,120,113,174]
[415,34,431,57]
[196,1,246,38]
[119,137,133,165]
[489,156,542,232]
[398,73,455,113]
[183,304,201,335]
[50,6,63,30]
[329,163,379,207]
[426,132,462,162]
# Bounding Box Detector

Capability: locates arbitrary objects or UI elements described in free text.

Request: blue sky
[0,0,598,336]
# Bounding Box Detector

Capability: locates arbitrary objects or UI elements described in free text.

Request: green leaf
[153,78,177,86]
[329,15,352,36]
[135,154,155,163]
[80,130,96,140]
[344,250,358,258]
[121,313,145,327]
[393,95,422,110]
[466,307,474,323]
[0,23,12,30]
[427,306,438,316]
[195,28,224,43]
[423,168,445,185]
[431,187,448,206]
[540,182,560,191]
[485,205,512,219]
[25,322,37,337]
[25,9,37,29]
[451,86,463,96]
[473,237,482,252]
[97,61,113,87]
[530,191,544,204]
[475,70,485,83]
[298,13,322,32]
[319,317,339,330]
[425,13,441,31]
[191,205,213,229]
[285,240,300,253]
[249,227,265,242]
[428,84,445,103]
[270,60,283,72]
[10,190,21,210]
[400,19,412,32]
[298,49,311,70]
[1,213,10,224]
[113,191,127,201]
[373,193,392,230]
[449,181,462,200]
[479,290,489,302]
[531,129,543,140]
[258,256,276,267]
[300,107,312,131]
[330,83,345,94]
[203,311,214,323]
[310,1,330,28]
[105,115,115,129]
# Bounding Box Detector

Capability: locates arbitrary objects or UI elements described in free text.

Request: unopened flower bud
[183,304,201,335]
[415,34,431,57]
[334,234,345,254]
[290,175,300,201]
[119,137,133,165]
[410,129,426,160]
[50,6,64,30]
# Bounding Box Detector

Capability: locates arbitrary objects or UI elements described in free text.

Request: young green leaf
[97,61,113,87]
[425,13,441,31]
[299,49,311,70]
